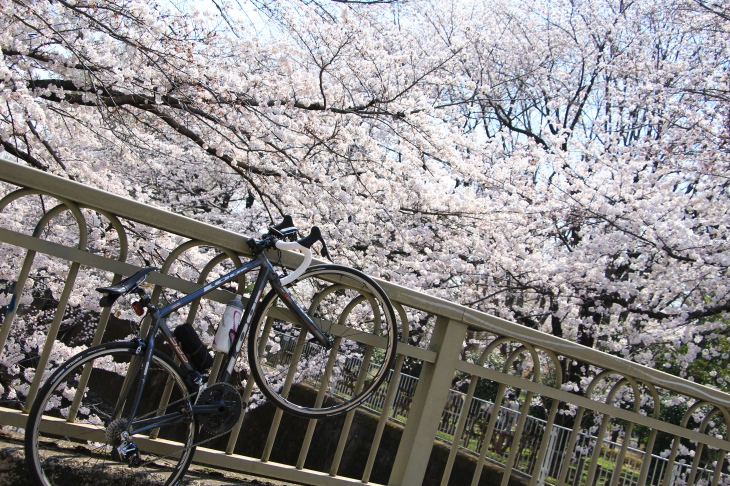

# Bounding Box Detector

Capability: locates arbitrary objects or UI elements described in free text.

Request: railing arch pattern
[1,157,729,486]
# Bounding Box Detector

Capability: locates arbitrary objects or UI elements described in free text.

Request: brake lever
[263,214,297,240]
[298,226,332,261]
[271,215,294,232]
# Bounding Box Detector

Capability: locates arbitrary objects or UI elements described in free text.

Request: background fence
[1,157,730,486]
[329,358,729,486]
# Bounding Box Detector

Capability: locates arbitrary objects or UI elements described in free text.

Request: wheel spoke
[25,344,197,486]
[249,265,398,418]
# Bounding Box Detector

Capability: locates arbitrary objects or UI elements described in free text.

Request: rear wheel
[25,342,197,486]
[248,265,398,418]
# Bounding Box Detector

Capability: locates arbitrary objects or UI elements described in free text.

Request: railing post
[389,315,467,486]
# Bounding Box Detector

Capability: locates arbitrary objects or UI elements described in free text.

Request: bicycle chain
[117,385,244,470]
[136,417,239,470]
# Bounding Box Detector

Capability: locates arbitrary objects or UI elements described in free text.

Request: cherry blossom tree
[1,0,729,393]
[444,0,730,380]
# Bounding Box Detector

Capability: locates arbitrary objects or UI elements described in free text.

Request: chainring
[197,382,244,435]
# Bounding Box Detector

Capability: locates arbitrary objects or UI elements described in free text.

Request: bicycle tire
[248,264,398,418]
[25,342,198,486]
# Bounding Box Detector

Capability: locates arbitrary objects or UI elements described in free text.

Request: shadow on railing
[0,157,729,486]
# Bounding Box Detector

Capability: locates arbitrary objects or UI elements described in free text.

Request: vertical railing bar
[208,352,225,387]
[149,367,177,440]
[328,341,375,476]
[585,409,610,486]
[0,249,35,359]
[67,273,122,422]
[330,286,396,476]
[362,355,405,483]
[630,449,641,486]
[64,207,130,421]
[637,427,659,484]
[687,440,704,485]
[521,417,536,474]
[608,422,634,486]
[600,376,642,486]
[500,391,533,486]
[296,335,342,469]
[298,287,368,471]
[551,425,569,481]
[441,373,479,486]
[619,453,630,486]
[471,383,507,486]
[556,404,589,486]
[261,327,310,462]
[660,434,682,486]
[261,404,286,461]
[225,371,257,455]
[711,450,726,486]
[529,397,560,485]
[649,457,661,486]
[23,261,82,412]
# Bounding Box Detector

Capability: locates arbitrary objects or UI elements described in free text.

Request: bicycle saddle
[97,267,158,306]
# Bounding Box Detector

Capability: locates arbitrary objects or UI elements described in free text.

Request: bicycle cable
[273,248,288,280]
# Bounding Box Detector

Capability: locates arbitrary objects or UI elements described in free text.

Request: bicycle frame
[121,249,327,434]
[25,220,397,486]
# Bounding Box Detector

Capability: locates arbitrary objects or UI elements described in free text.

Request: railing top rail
[1,157,729,409]
[0,157,249,252]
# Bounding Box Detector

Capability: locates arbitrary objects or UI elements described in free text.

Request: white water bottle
[213,295,244,353]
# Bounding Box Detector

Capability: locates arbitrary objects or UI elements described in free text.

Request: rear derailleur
[107,419,141,467]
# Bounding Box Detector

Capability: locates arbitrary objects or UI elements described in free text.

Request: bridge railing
[0,157,729,486]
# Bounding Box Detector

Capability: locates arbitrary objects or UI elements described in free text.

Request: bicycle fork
[273,281,334,350]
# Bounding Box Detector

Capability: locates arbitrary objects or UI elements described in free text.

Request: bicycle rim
[248,265,398,418]
[25,343,197,486]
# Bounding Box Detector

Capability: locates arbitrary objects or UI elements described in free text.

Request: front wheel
[25,342,198,486]
[248,265,398,418]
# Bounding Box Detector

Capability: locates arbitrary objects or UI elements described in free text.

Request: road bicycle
[24,216,398,486]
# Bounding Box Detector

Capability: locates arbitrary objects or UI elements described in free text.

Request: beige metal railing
[0,157,729,486]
